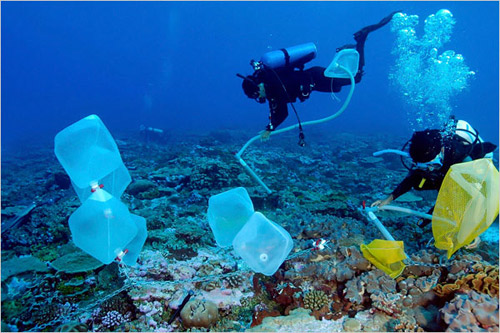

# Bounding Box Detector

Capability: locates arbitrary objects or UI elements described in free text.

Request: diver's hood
[409,129,442,163]
[237,73,265,103]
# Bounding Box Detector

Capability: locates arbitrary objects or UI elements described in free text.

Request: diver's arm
[265,99,288,131]
[391,172,420,200]
[371,172,418,207]
[372,176,412,207]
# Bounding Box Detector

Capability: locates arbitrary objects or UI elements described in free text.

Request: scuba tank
[455,119,480,144]
[260,42,317,69]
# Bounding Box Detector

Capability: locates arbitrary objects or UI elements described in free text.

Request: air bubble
[389,9,473,130]
[437,9,453,18]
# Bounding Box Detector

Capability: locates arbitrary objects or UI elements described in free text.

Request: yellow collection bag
[433,158,499,258]
[360,239,407,278]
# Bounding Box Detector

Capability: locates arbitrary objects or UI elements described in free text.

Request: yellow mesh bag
[433,158,499,258]
[360,239,407,278]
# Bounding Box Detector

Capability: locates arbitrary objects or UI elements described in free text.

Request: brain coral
[180,299,219,328]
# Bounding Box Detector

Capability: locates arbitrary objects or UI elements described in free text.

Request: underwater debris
[1,202,37,234]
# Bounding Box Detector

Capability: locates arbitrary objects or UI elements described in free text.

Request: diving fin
[354,11,402,42]
[470,142,497,159]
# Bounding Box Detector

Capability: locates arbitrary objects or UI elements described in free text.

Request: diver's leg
[330,12,400,89]
[354,11,401,71]
[354,11,401,43]
[337,11,401,71]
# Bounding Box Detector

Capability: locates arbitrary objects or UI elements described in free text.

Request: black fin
[470,142,497,159]
[354,11,402,42]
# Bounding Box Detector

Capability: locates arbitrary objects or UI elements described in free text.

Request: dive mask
[238,73,261,101]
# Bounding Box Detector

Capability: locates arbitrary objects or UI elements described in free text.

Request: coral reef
[1,255,49,282]
[187,157,241,191]
[440,290,499,331]
[49,250,104,274]
[370,291,403,315]
[398,268,441,308]
[344,269,397,305]
[284,245,372,284]
[101,310,131,329]
[434,264,499,298]
[82,292,137,331]
[1,130,498,332]
[127,180,157,196]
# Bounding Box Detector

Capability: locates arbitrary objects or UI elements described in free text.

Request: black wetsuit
[254,64,363,131]
[392,134,497,199]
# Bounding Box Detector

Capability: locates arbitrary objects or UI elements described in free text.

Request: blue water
[2,1,499,152]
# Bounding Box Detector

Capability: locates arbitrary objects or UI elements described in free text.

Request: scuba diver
[371,116,497,225]
[237,11,401,143]
[139,124,166,144]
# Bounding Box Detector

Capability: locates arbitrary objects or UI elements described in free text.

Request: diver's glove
[259,130,272,142]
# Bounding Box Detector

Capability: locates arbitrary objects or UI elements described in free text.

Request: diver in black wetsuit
[371,117,497,225]
[239,11,400,142]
